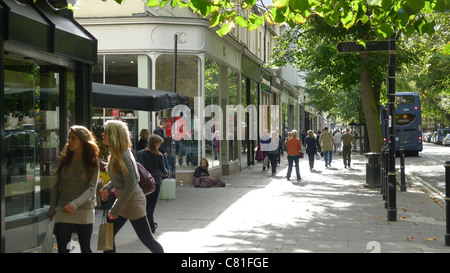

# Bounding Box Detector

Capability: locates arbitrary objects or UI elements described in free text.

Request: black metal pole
[400,148,406,191]
[445,160,450,246]
[387,33,397,221]
[174,34,178,94]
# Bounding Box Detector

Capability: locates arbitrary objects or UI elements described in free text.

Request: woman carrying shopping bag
[48,125,100,253]
[101,120,164,253]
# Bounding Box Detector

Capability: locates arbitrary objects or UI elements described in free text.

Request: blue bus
[381,92,423,155]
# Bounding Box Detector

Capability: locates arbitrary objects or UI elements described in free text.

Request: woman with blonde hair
[137,134,167,233]
[101,120,164,253]
[49,125,100,253]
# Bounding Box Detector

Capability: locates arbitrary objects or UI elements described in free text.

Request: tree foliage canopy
[142,0,448,39]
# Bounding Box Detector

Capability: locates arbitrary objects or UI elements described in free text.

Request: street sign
[337,40,393,53]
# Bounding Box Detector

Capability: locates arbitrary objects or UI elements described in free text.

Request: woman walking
[286,130,302,181]
[305,130,317,171]
[49,125,100,253]
[137,134,168,233]
[101,120,164,253]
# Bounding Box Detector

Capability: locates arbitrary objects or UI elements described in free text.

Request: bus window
[397,95,415,105]
[396,113,416,126]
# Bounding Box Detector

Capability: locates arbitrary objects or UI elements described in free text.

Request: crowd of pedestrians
[46,117,356,253]
[258,127,356,181]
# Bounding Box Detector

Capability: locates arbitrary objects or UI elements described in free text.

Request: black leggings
[105,216,164,253]
[54,223,93,253]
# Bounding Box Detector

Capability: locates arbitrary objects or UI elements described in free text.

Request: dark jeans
[54,222,93,253]
[106,215,164,253]
[268,153,278,174]
[146,181,161,233]
[287,155,301,179]
[343,144,352,166]
[307,152,315,169]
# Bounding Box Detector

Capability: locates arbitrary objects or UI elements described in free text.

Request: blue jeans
[287,155,301,180]
[323,150,332,166]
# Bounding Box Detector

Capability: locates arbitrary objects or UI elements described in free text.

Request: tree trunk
[359,52,383,152]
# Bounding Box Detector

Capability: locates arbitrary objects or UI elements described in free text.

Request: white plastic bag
[42,218,55,253]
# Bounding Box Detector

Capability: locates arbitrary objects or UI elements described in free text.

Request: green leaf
[272,6,288,23]
[273,0,289,8]
[375,23,394,38]
[217,21,235,37]
[210,13,223,27]
[289,0,310,13]
[248,13,264,30]
[340,11,356,29]
[406,0,425,10]
[146,0,159,7]
[235,15,249,28]
[380,0,393,11]
[324,8,339,26]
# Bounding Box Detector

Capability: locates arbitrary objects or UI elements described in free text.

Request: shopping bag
[97,210,114,251]
[42,218,55,253]
[315,152,321,160]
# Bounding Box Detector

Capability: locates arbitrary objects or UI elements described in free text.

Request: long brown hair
[146,134,163,155]
[57,125,100,180]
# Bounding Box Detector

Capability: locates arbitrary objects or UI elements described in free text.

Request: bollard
[400,148,406,191]
[445,161,450,246]
[365,153,381,188]
[383,147,389,208]
[380,147,386,196]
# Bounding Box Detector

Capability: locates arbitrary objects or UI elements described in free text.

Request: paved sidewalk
[35,152,450,253]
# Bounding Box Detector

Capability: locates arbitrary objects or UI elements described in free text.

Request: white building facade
[75,0,319,184]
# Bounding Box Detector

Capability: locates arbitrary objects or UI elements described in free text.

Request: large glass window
[92,54,140,152]
[205,57,220,167]
[156,54,200,170]
[3,53,67,220]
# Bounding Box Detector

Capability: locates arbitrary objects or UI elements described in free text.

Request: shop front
[0,0,96,252]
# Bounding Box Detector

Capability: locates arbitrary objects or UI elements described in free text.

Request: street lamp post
[386,33,397,221]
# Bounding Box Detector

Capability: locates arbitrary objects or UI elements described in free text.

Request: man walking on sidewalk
[319,127,334,168]
[286,130,302,181]
[341,128,355,168]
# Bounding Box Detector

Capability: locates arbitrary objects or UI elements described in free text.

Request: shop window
[156,54,200,170]
[3,54,64,220]
[204,57,220,167]
[91,54,142,152]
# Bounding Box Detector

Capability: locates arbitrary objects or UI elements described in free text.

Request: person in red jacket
[286,130,302,181]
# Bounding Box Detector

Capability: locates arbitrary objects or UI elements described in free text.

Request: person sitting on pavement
[194,158,225,188]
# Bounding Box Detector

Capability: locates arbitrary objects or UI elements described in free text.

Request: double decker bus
[381,92,423,155]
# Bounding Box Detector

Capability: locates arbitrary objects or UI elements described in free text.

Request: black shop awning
[92,82,188,112]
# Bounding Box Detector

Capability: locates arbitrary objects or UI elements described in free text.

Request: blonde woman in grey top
[49,125,100,253]
[101,120,164,253]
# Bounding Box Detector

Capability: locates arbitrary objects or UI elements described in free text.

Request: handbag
[42,218,55,253]
[97,210,114,251]
[299,152,304,158]
[136,162,156,195]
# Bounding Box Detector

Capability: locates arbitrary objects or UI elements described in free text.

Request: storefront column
[75,62,92,127]
[220,63,230,174]
[137,55,151,133]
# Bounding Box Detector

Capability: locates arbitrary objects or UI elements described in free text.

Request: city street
[403,142,450,207]
[35,144,450,254]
